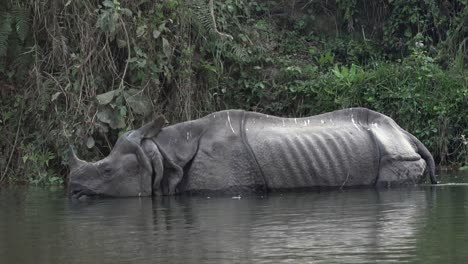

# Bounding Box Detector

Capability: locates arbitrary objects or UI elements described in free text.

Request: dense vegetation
[0,0,467,185]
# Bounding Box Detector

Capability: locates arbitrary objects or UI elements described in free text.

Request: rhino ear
[129,115,166,142]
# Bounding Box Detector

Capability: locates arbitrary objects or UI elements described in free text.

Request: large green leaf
[96,89,118,105]
[97,108,113,124]
[97,107,126,129]
[109,116,125,129]
[124,89,152,116]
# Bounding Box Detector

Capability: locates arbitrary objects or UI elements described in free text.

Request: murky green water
[1,171,467,264]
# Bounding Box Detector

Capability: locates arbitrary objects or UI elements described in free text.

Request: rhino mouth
[70,188,98,201]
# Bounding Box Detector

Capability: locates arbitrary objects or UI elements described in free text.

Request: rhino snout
[69,182,97,200]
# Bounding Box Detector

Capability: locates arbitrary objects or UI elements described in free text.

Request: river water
[1,171,467,264]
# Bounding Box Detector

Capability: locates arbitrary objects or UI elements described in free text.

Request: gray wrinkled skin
[68,108,436,198]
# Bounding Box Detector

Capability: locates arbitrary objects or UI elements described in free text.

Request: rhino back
[244,108,380,189]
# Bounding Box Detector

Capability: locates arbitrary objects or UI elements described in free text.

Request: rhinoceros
[68,108,436,198]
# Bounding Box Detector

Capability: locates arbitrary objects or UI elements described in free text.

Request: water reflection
[0,171,467,264]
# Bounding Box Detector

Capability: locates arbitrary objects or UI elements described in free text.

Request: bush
[223,47,467,165]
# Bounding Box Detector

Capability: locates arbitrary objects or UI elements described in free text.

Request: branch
[1,110,23,183]
[209,0,233,41]
[119,16,131,91]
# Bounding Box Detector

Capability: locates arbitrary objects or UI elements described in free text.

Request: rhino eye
[103,167,112,174]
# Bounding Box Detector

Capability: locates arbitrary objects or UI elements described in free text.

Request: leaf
[162,38,172,58]
[110,115,126,129]
[51,92,62,102]
[136,25,147,38]
[117,39,127,48]
[86,136,95,149]
[97,108,113,124]
[136,58,146,68]
[119,106,127,117]
[97,108,126,129]
[127,57,138,63]
[404,29,412,38]
[152,29,161,39]
[102,0,114,8]
[120,8,132,17]
[124,89,152,116]
[96,90,118,105]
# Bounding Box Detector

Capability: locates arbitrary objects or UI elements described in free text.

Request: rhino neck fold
[152,119,209,195]
[133,140,154,196]
[140,139,164,196]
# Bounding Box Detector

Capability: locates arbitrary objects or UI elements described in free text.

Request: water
[1,171,467,264]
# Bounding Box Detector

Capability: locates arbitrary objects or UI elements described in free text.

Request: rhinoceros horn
[69,146,86,170]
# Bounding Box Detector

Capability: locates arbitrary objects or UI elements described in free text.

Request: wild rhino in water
[69,108,436,198]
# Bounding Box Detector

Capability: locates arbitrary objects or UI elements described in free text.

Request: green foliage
[0,13,12,57]
[316,51,335,68]
[20,142,62,186]
[336,0,357,30]
[0,1,31,80]
[95,88,152,130]
[97,0,133,39]
[331,64,364,87]
[226,46,467,164]
[324,37,381,65]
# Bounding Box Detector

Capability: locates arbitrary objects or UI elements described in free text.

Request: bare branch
[209,0,233,41]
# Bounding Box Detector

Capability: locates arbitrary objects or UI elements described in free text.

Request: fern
[190,1,250,65]
[0,3,31,77]
[191,0,215,35]
[229,43,249,63]
[12,5,29,42]
[223,40,258,67]
[0,12,13,57]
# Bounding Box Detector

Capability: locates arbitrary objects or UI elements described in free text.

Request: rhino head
[68,116,166,199]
